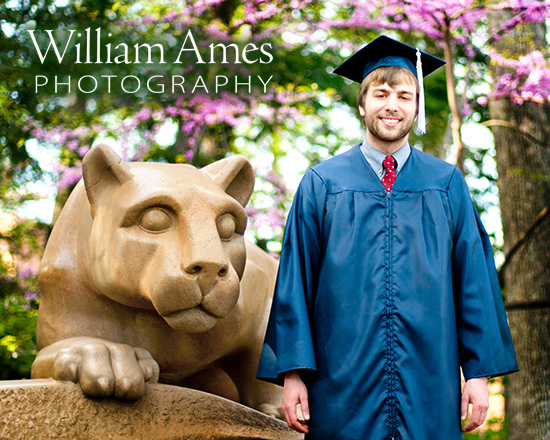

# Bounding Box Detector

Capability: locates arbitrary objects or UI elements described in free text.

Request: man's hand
[461,377,489,432]
[283,370,310,433]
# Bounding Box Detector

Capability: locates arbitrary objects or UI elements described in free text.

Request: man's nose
[384,94,399,111]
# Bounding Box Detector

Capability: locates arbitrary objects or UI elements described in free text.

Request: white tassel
[415,48,426,135]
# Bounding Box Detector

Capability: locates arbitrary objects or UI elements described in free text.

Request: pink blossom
[66,139,79,151]
[490,49,550,104]
[136,107,152,121]
[166,106,178,117]
[55,162,83,190]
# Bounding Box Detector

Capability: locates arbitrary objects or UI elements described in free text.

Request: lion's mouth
[162,306,220,333]
[152,275,240,333]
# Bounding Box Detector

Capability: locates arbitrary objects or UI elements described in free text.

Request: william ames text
[28,28,275,95]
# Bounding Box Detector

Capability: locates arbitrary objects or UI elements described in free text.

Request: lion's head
[81,144,255,333]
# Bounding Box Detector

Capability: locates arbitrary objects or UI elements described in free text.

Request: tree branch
[481,119,550,147]
[442,14,465,173]
[449,4,542,21]
[498,205,550,286]
[505,300,550,311]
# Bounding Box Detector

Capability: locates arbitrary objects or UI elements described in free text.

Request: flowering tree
[321,0,550,166]
[4,0,350,244]
[4,0,549,237]
[486,4,550,439]
[1,3,549,435]
[1,0,354,374]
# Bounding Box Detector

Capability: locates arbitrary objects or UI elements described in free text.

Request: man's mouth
[380,117,401,127]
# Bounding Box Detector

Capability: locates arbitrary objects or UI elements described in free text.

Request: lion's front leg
[223,349,284,419]
[31,336,160,400]
[242,379,284,419]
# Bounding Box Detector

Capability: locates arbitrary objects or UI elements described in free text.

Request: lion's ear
[202,155,255,207]
[82,144,133,212]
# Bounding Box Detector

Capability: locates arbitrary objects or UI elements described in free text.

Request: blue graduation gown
[257,145,518,440]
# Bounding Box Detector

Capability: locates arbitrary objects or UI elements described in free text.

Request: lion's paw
[257,403,285,420]
[32,337,160,400]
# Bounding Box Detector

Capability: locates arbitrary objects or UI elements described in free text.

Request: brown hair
[356,66,419,109]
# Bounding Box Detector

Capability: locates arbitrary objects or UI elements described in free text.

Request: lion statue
[31,144,282,416]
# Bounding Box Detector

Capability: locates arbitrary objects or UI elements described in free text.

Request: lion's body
[33,147,281,412]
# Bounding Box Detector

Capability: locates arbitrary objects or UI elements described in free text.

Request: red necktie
[382,156,397,192]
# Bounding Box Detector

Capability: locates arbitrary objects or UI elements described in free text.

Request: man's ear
[82,144,133,213]
[202,155,255,207]
[358,105,366,117]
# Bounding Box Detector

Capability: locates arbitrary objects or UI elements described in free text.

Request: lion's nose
[184,261,229,278]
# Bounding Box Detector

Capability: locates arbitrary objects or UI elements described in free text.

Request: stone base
[0,379,302,439]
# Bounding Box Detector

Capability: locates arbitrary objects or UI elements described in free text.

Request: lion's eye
[139,208,172,233]
[217,213,236,240]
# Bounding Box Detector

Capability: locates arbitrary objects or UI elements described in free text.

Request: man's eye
[139,208,172,233]
[217,213,236,241]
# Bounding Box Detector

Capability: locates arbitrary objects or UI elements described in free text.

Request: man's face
[359,79,417,148]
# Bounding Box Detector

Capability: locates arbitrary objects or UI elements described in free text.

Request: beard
[364,113,415,143]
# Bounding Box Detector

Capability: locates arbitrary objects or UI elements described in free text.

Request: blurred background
[1,1,549,438]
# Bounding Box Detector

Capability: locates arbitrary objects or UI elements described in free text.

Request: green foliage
[0,291,39,380]
[0,217,46,379]
[464,417,510,440]
[0,0,110,196]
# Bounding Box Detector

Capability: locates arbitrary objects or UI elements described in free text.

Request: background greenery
[1,1,549,438]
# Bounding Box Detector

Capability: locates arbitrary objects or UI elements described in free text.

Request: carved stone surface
[31,144,282,415]
[0,380,301,439]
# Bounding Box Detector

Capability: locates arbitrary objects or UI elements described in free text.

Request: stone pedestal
[0,379,302,439]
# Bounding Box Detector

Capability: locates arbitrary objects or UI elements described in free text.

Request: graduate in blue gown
[256,36,518,440]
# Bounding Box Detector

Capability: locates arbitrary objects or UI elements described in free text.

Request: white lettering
[134,43,165,64]
[114,43,130,64]
[259,43,274,64]
[175,30,205,64]
[35,75,48,92]
[234,76,251,93]
[215,75,229,92]
[172,76,185,93]
[147,75,164,93]
[27,29,76,63]
[55,76,71,93]
[258,75,273,93]
[192,76,209,93]
[242,43,259,64]
[102,75,116,93]
[209,43,240,64]
[78,75,98,93]
[121,75,140,93]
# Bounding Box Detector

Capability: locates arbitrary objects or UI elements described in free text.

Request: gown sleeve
[256,169,327,385]
[448,168,519,380]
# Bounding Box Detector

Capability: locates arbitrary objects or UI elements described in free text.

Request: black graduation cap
[333,36,446,134]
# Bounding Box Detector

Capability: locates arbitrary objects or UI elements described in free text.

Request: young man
[257,36,518,440]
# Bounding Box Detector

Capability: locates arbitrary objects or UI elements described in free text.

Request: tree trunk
[487,13,550,440]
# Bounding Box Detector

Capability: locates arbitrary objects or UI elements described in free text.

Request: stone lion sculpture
[31,144,282,416]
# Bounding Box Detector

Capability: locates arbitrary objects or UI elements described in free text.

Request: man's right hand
[283,370,310,433]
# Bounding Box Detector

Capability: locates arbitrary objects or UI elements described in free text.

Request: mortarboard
[333,35,445,135]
